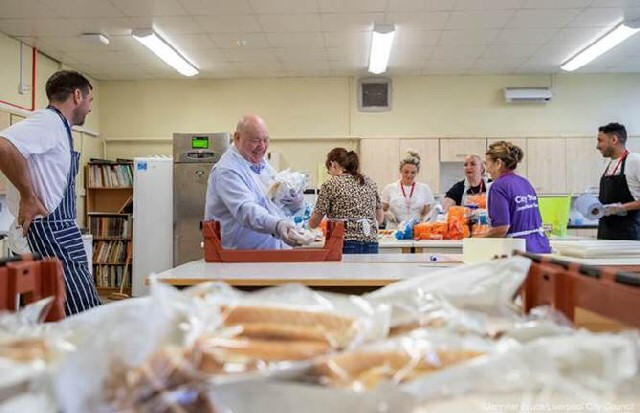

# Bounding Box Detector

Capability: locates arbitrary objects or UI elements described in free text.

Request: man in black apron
[0,71,101,314]
[596,122,640,240]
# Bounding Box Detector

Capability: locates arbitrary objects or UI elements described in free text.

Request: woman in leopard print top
[309,148,384,254]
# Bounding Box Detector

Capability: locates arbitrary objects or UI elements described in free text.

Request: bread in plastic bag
[364,257,531,335]
[312,329,502,391]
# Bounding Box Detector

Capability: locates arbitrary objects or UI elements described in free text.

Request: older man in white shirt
[204,114,305,249]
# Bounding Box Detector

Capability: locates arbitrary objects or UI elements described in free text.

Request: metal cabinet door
[173,162,213,266]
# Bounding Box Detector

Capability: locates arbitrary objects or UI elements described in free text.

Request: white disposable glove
[384,210,398,224]
[276,220,309,246]
[603,203,627,216]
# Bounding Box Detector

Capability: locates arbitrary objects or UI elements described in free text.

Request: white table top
[305,239,463,249]
[151,254,462,287]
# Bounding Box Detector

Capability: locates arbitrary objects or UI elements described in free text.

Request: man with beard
[596,122,640,240]
[0,70,101,314]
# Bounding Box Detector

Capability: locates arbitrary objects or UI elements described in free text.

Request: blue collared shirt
[204,146,288,250]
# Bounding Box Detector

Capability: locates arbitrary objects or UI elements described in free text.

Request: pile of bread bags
[1,257,638,413]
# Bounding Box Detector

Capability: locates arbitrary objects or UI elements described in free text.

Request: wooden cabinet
[359,138,400,190]
[399,138,440,194]
[526,138,567,194]
[85,162,133,296]
[498,138,528,178]
[566,137,607,193]
[440,138,486,162]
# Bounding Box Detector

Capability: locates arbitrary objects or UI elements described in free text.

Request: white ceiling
[1,0,640,80]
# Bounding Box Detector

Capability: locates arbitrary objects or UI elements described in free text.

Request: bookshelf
[85,161,133,295]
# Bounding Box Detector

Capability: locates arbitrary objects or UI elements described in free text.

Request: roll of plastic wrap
[574,193,604,220]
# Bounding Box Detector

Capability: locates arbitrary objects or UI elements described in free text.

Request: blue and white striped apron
[26,106,101,315]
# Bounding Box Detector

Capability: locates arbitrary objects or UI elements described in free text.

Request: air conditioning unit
[504,87,552,103]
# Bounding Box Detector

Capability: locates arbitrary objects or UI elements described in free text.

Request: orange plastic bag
[413,222,447,240]
[446,206,470,240]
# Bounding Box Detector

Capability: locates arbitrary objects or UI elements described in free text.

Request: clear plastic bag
[311,329,503,392]
[0,298,74,411]
[55,281,390,413]
[268,169,309,216]
[406,330,640,411]
[364,257,531,335]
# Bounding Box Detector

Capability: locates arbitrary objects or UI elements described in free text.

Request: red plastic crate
[203,220,344,263]
[0,254,66,322]
[518,252,640,329]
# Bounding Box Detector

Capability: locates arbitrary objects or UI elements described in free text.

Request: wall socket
[18,83,30,94]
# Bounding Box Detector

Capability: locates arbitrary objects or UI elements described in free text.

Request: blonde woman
[381,150,435,229]
[442,154,490,211]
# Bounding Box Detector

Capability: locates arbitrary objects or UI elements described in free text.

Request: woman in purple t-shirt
[482,141,551,253]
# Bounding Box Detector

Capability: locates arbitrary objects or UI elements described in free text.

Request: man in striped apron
[0,70,101,314]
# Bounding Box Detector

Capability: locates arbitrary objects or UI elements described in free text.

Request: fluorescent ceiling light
[368,23,395,75]
[561,22,640,72]
[132,28,198,77]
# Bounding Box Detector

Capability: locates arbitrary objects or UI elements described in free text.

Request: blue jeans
[342,240,379,254]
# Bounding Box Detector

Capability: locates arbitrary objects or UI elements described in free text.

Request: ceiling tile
[187,52,232,68]
[221,48,278,62]
[522,0,591,9]
[507,9,582,28]
[396,29,441,46]
[514,64,559,74]
[527,43,578,65]
[167,34,216,53]
[248,0,319,13]
[320,13,383,32]
[430,44,486,59]
[454,0,525,10]
[438,29,498,45]
[0,18,79,37]
[257,14,322,32]
[109,0,187,17]
[445,10,515,29]
[549,27,612,47]
[323,31,370,49]
[266,32,325,48]
[209,33,271,48]
[317,0,387,13]
[390,46,432,66]
[568,8,624,27]
[65,50,128,65]
[179,0,252,15]
[145,16,204,35]
[274,48,328,61]
[387,0,456,12]
[492,28,558,44]
[389,68,422,75]
[590,0,633,7]
[44,0,125,18]
[482,43,541,58]
[386,12,450,30]
[233,60,283,71]
[70,18,135,36]
[0,0,61,18]
[194,15,261,33]
[421,58,475,73]
[27,35,121,52]
[280,60,330,71]
[326,47,368,62]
